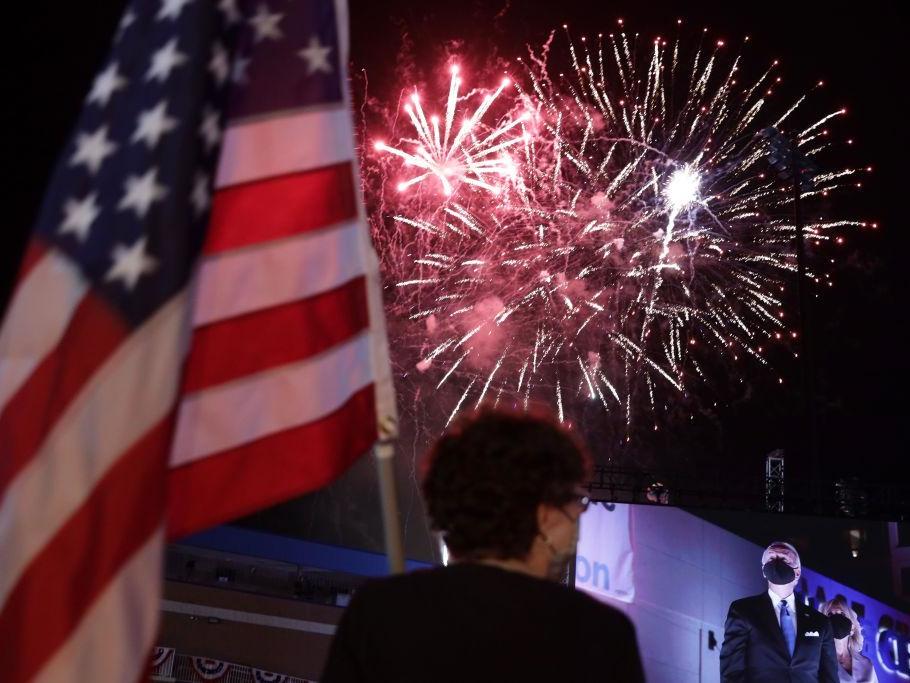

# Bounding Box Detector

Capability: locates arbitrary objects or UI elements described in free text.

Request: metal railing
[587,465,910,520]
[152,652,317,683]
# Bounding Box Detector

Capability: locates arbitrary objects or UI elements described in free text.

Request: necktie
[780,599,796,657]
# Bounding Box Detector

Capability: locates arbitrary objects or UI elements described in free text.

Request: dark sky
[5,0,907,491]
[346,0,908,488]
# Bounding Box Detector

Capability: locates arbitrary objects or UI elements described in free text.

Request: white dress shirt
[768,589,797,634]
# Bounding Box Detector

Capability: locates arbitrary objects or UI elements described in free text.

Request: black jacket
[720,592,838,683]
[322,563,645,683]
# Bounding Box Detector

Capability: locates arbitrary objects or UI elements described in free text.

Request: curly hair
[421,408,591,561]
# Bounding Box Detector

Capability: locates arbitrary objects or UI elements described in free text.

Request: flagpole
[374,434,406,574]
[336,0,404,572]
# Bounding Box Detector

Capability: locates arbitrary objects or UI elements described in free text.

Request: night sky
[5,0,907,490]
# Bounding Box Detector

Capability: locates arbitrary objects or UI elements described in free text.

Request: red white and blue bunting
[149,650,317,682]
[151,646,175,677]
[151,647,175,668]
[191,657,231,680]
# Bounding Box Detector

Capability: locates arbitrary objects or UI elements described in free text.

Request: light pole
[758,127,821,498]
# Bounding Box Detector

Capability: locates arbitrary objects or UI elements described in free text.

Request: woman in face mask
[321,409,646,683]
[818,597,878,683]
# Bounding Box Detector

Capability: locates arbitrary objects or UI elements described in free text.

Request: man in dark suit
[720,541,838,683]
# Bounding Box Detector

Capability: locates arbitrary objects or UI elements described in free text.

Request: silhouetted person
[322,409,645,682]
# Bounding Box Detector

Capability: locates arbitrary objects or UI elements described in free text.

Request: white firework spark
[367,27,871,431]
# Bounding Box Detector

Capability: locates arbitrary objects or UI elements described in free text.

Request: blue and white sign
[575,502,635,603]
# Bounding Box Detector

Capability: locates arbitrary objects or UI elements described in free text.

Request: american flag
[0,0,396,680]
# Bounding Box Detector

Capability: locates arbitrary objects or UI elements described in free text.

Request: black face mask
[830,613,853,640]
[762,558,796,585]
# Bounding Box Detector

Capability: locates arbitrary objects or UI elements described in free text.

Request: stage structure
[576,504,910,682]
[765,450,786,513]
[587,465,909,521]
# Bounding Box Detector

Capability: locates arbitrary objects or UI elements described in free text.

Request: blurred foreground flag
[0,0,395,680]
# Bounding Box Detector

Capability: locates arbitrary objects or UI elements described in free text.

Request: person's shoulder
[797,598,832,627]
[348,566,449,606]
[853,651,875,675]
[729,593,768,610]
[567,587,636,630]
[725,592,769,620]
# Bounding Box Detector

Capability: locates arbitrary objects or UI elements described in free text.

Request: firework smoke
[365,27,869,433]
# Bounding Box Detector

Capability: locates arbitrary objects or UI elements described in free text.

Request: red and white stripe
[167,86,395,536]
[0,2,394,679]
[0,253,185,681]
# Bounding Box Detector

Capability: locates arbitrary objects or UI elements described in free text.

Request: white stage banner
[574,502,634,603]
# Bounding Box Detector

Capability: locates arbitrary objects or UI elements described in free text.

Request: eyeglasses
[574,489,591,512]
[559,488,591,521]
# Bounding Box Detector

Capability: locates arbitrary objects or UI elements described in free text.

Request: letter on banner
[574,502,634,603]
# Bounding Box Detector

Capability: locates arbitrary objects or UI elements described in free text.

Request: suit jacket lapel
[794,599,817,661]
[759,593,791,659]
